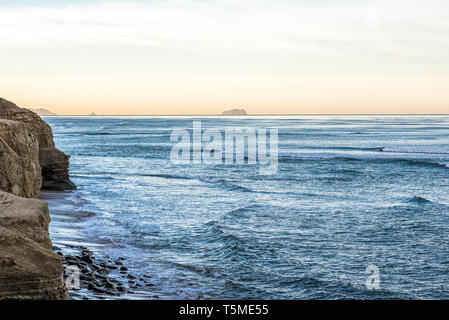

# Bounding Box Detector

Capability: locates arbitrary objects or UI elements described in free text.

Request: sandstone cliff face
[0,98,76,192]
[0,120,41,198]
[0,191,67,299]
[0,98,70,300]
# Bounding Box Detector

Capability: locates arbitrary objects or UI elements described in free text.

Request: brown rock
[0,120,41,198]
[0,191,68,299]
[0,191,53,247]
[0,98,76,192]
[0,97,73,300]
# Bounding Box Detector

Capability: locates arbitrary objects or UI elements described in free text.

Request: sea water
[44,115,449,299]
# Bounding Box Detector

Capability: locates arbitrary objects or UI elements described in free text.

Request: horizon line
[42,113,449,117]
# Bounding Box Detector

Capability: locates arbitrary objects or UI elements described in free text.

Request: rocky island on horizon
[221,108,248,115]
[28,108,58,116]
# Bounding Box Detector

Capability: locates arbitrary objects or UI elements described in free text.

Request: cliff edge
[0,98,70,300]
[0,98,76,191]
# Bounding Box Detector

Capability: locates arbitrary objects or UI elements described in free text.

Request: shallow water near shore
[44,115,449,299]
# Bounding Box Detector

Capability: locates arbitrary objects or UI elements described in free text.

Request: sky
[0,0,448,115]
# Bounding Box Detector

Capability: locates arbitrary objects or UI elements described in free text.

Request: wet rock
[88,284,106,294]
[97,268,109,275]
[58,246,139,299]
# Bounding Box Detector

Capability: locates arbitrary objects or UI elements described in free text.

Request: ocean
[44,115,449,299]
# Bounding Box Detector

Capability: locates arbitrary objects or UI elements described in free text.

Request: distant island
[28,108,57,116]
[222,108,248,115]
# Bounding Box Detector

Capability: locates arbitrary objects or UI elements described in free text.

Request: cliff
[0,98,70,300]
[0,98,76,191]
[0,192,67,299]
[0,119,41,198]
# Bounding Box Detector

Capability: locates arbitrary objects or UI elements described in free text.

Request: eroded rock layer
[0,98,76,191]
[0,191,68,299]
[0,119,41,198]
[0,98,70,300]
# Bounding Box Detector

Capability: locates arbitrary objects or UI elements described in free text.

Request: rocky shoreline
[0,98,75,300]
[0,98,156,300]
[55,245,155,299]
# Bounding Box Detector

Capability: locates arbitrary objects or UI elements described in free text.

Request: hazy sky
[1,0,448,115]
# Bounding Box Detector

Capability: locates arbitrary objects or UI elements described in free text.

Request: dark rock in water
[98,268,110,275]
[59,246,143,299]
[80,255,93,264]
[104,280,115,289]
[88,283,106,294]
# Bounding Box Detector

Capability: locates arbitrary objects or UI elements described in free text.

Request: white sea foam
[380,147,449,155]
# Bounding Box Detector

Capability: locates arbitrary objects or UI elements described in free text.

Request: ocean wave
[198,177,221,184]
[140,174,252,193]
[285,146,381,152]
[407,196,433,204]
[279,152,338,160]
[86,131,115,135]
[214,181,253,193]
[278,152,449,169]
[140,173,190,180]
[203,220,245,249]
[379,147,449,155]
[365,158,449,169]
[278,275,407,299]
[71,174,116,180]
[380,159,449,169]
[169,261,224,278]
[199,177,252,193]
